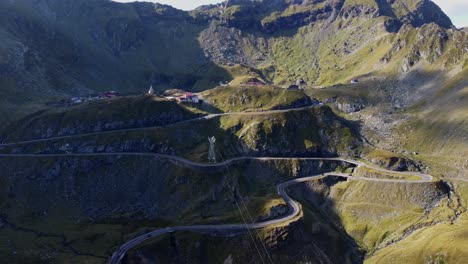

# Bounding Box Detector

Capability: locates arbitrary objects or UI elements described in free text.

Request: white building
[148,86,155,95]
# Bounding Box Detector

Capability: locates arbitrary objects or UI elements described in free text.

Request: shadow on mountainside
[0,95,214,142]
[0,0,231,124]
[330,69,449,108]
[0,154,362,263]
[0,105,364,161]
[288,175,365,264]
[121,159,363,264]
[1,150,452,263]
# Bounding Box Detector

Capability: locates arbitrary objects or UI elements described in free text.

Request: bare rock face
[325,96,365,113]
[0,0,462,118]
[335,100,365,113]
[400,0,453,29]
[261,4,335,33]
[259,204,289,221]
[370,156,423,172]
[104,18,145,56]
[340,4,380,20]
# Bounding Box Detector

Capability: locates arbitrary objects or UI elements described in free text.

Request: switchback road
[108,169,432,264]
[0,103,435,263]
[0,152,434,263]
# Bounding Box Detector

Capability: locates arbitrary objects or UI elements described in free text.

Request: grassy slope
[301,55,468,264]
[289,176,464,261]
[331,181,454,252]
[0,1,467,262]
[1,96,200,141]
[2,105,360,160]
[295,28,468,260]
[126,207,356,264]
[201,85,311,112]
[0,0,465,126]
[366,182,468,264]
[395,67,468,179]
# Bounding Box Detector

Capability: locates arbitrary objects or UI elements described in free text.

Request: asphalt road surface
[107,168,432,264]
[0,152,433,263]
[0,105,317,147]
[0,104,435,263]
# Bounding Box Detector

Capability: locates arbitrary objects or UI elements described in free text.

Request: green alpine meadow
[0,0,467,263]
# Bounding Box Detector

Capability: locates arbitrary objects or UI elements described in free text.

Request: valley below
[0,0,467,263]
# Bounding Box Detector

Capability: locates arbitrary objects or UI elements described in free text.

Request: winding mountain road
[0,152,433,183]
[103,154,430,263]
[106,165,432,264]
[0,105,317,147]
[0,104,435,263]
[0,151,434,263]
[108,173,328,264]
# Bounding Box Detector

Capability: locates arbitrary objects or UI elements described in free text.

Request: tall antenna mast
[208,136,217,163]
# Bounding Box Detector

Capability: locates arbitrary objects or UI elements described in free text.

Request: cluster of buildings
[148,86,202,104]
[50,83,207,108]
[164,92,201,104]
[176,92,201,103]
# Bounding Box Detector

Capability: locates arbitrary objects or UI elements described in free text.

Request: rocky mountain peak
[196,0,453,35]
[0,0,464,118]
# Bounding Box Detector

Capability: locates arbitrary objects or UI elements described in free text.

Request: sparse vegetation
[0,0,467,263]
[201,85,313,112]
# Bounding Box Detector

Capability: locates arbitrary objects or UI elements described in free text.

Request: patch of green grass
[324,179,454,254]
[366,183,468,264]
[202,85,311,112]
[1,105,361,161]
[354,166,421,181]
[343,0,379,8]
[261,2,327,25]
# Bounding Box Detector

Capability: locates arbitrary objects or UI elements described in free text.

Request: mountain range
[0,1,467,264]
[0,0,466,120]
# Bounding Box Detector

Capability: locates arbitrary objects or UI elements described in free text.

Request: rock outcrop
[0,0,463,124]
